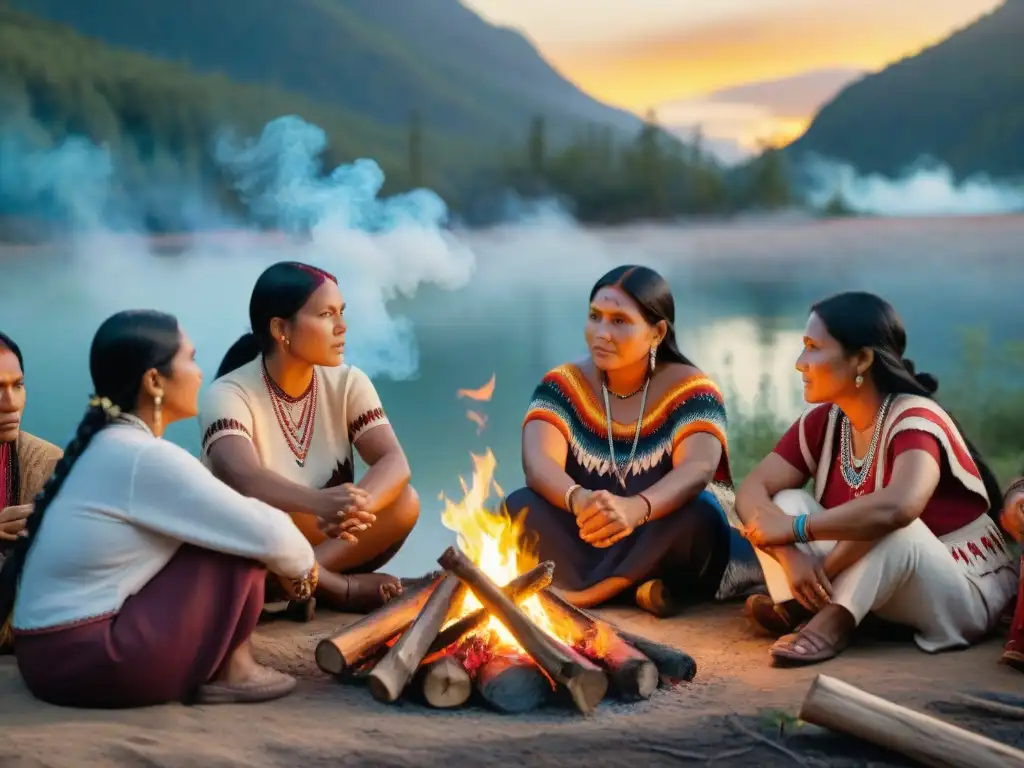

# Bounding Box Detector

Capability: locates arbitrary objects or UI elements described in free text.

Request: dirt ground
[1,602,1021,767]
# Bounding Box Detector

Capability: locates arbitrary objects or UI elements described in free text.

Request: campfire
[314,449,697,715]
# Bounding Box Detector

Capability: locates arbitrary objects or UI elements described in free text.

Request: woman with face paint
[736,291,1017,667]
[506,265,764,616]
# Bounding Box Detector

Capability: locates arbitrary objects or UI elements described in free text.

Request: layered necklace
[601,376,650,489]
[261,358,318,467]
[839,394,893,490]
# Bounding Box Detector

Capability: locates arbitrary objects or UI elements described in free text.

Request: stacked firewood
[314,546,697,714]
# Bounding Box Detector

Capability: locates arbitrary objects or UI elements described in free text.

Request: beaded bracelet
[792,514,811,544]
[564,484,582,514]
[636,492,653,525]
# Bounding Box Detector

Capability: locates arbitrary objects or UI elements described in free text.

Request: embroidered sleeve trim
[201,418,253,454]
[348,407,387,443]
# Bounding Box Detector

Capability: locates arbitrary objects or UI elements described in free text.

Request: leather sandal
[769,627,849,667]
[194,665,297,705]
[745,595,803,637]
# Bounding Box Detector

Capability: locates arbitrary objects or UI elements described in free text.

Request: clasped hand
[739,510,798,549]
[0,503,33,542]
[317,484,376,542]
[573,489,645,548]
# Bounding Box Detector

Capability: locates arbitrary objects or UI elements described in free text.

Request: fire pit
[313,450,698,715]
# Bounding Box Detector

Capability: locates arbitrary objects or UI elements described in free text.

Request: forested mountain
[9,0,641,141]
[787,0,1024,180]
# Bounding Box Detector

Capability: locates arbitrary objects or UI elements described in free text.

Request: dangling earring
[649,345,658,373]
[154,393,163,433]
[855,374,864,389]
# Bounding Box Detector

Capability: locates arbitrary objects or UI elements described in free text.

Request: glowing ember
[456,373,496,402]
[440,449,564,651]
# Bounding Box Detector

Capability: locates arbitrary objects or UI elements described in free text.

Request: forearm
[357,450,410,513]
[524,459,579,512]
[822,539,881,579]
[805,492,907,541]
[641,460,716,521]
[215,461,324,517]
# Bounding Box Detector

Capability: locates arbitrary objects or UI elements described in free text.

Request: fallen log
[427,560,554,655]
[476,654,551,714]
[314,574,444,676]
[438,546,608,714]
[537,590,657,701]
[368,573,466,703]
[415,654,472,709]
[799,674,1024,768]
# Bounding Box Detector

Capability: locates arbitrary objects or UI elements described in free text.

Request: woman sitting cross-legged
[0,310,318,708]
[201,261,420,616]
[737,291,1018,667]
[506,265,764,616]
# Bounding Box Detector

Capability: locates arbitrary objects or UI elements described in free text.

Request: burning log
[799,674,1024,768]
[314,574,444,676]
[614,628,697,687]
[368,573,466,703]
[537,590,657,701]
[438,546,608,714]
[427,560,554,655]
[476,654,551,714]
[415,655,472,709]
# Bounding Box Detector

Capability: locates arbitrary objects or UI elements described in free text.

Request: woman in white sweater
[0,310,320,708]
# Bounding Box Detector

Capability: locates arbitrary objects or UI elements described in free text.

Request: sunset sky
[465,0,1003,159]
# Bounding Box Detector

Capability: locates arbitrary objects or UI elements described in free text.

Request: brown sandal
[339,573,403,613]
[194,665,297,705]
[745,595,803,637]
[770,627,848,666]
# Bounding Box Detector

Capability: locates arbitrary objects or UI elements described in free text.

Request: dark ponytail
[216,261,337,379]
[0,309,181,638]
[812,292,1006,528]
[589,265,696,368]
[217,332,261,378]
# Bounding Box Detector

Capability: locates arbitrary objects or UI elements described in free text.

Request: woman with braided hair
[737,292,1018,667]
[0,310,317,707]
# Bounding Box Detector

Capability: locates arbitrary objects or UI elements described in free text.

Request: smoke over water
[800,155,1024,216]
[0,115,475,382]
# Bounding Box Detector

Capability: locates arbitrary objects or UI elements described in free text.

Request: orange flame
[466,409,487,435]
[440,449,564,651]
[456,374,495,402]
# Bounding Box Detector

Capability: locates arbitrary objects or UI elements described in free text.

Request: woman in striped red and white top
[735,291,1017,667]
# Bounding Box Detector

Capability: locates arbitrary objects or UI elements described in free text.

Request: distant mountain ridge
[10,0,642,141]
[787,0,1024,180]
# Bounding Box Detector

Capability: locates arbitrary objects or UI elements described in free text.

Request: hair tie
[88,395,121,419]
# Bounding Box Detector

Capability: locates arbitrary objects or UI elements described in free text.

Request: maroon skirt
[15,544,265,708]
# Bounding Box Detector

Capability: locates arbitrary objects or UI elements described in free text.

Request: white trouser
[755,489,1019,652]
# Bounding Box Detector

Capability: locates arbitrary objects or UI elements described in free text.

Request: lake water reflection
[1,215,1022,577]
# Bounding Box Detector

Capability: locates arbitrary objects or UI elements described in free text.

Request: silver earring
[154,393,163,431]
[649,345,658,372]
[855,374,864,388]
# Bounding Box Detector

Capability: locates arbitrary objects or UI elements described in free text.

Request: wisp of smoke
[801,155,1024,216]
[0,115,476,382]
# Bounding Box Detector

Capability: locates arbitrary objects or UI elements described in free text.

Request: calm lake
[2,214,1023,577]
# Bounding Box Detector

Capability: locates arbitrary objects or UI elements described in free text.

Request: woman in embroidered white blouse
[200,261,420,615]
[0,310,317,708]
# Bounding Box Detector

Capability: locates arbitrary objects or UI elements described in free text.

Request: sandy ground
[1,602,1022,767]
